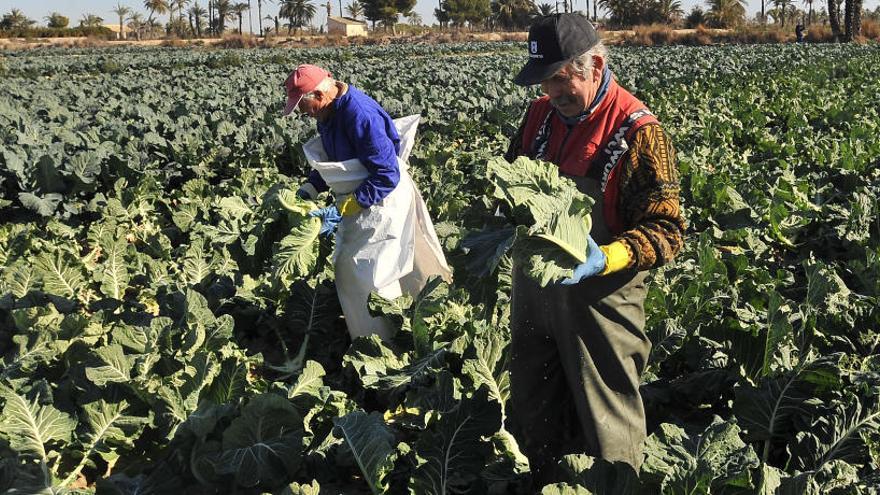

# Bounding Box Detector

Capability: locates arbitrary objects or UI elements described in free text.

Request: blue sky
[2,0,877,29]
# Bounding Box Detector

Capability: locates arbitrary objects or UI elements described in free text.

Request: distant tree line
[1,0,876,39]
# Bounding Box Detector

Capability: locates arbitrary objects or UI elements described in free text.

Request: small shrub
[161,38,187,47]
[500,32,527,42]
[218,33,260,49]
[640,24,676,45]
[84,36,112,48]
[861,19,880,40]
[98,60,123,74]
[804,24,834,42]
[206,52,243,69]
[264,53,290,65]
[678,25,714,45]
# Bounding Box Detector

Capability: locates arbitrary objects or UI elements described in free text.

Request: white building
[327,16,367,37]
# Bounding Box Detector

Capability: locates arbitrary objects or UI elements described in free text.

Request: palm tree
[657,0,684,23]
[189,2,208,35]
[772,0,792,25]
[1,9,36,30]
[705,0,746,27]
[247,0,254,32]
[45,12,70,28]
[802,0,813,23]
[598,0,633,25]
[79,14,105,28]
[144,0,170,24]
[280,0,317,34]
[843,0,861,39]
[128,11,146,39]
[828,0,841,38]
[492,0,534,30]
[112,4,131,39]
[346,0,364,19]
[232,2,250,31]
[536,2,555,15]
[408,11,423,25]
[257,0,264,35]
[172,0,191,21]
[214,0,236,32]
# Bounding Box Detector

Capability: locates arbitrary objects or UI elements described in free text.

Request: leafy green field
[1,42,879,494]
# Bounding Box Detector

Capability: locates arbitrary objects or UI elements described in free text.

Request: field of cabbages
[1,42,879,494]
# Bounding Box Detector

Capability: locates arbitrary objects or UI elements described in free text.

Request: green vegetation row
[0,43,879,494]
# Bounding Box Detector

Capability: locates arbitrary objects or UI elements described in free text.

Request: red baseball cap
[283,64,332,116]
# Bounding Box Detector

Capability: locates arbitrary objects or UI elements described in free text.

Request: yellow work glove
[599,241,632,276]
[337,195,364,216]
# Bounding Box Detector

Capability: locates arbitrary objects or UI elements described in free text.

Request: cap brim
[513,58,570,86]
[282,93,304,116]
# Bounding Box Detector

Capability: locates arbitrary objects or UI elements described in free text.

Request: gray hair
[302,76,336,100]
[567,41,608,78]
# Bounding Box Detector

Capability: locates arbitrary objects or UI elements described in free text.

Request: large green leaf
[214,393,305,488]
[410,387,502,495]
[98,235,130,300]
[85,344,133,386]
[549,454,640,495]
[18,192,62,217]
[332,411,396,495]
[217,196,253,220]
[640,418,759,494]
[34,251,86,300]
[368,276,448,357]
[540,483,593,494]
[2,262,37,299]
[59,401,148,487]
[288,360,326,403]
[272,217,322,286]
[482,156,593,287]
[461,327,510,408]
[345,336,447,396]
[788,396,880,472]
[0,385,75,482]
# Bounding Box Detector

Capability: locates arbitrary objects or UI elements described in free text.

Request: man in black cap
[504,13,686,485]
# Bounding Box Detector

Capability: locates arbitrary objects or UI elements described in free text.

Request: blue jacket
[306,86,401,207]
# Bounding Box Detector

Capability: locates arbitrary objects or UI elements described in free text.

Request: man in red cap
[505,13,686,485]
[283,64,402,222]
[282,64,454,342]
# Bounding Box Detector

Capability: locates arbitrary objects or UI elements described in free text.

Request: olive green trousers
[509,266,650,485]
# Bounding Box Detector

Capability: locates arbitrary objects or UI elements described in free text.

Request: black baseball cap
[514,13,600,86]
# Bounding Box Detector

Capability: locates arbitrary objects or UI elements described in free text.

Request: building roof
[327,16,367,26]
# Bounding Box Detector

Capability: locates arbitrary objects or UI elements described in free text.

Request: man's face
[297,91,333,119]
[297,95,320,118]
[540,57,604,118]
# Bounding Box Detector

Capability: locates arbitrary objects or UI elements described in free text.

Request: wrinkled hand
[560,236,606,285]
[309,205,342,236]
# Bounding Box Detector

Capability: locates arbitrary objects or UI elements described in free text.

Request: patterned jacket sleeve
[613,124,686,270]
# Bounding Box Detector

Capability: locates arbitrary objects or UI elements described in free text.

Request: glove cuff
[338,195,364,216]
[599,241,631,276]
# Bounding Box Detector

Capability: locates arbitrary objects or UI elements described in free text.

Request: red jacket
[517,76,658,234]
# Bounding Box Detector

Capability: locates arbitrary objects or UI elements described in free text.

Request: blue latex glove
[309,205,342,236]
[560,236,607,285]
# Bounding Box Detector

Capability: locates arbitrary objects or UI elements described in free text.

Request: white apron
[302,115,452,340]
